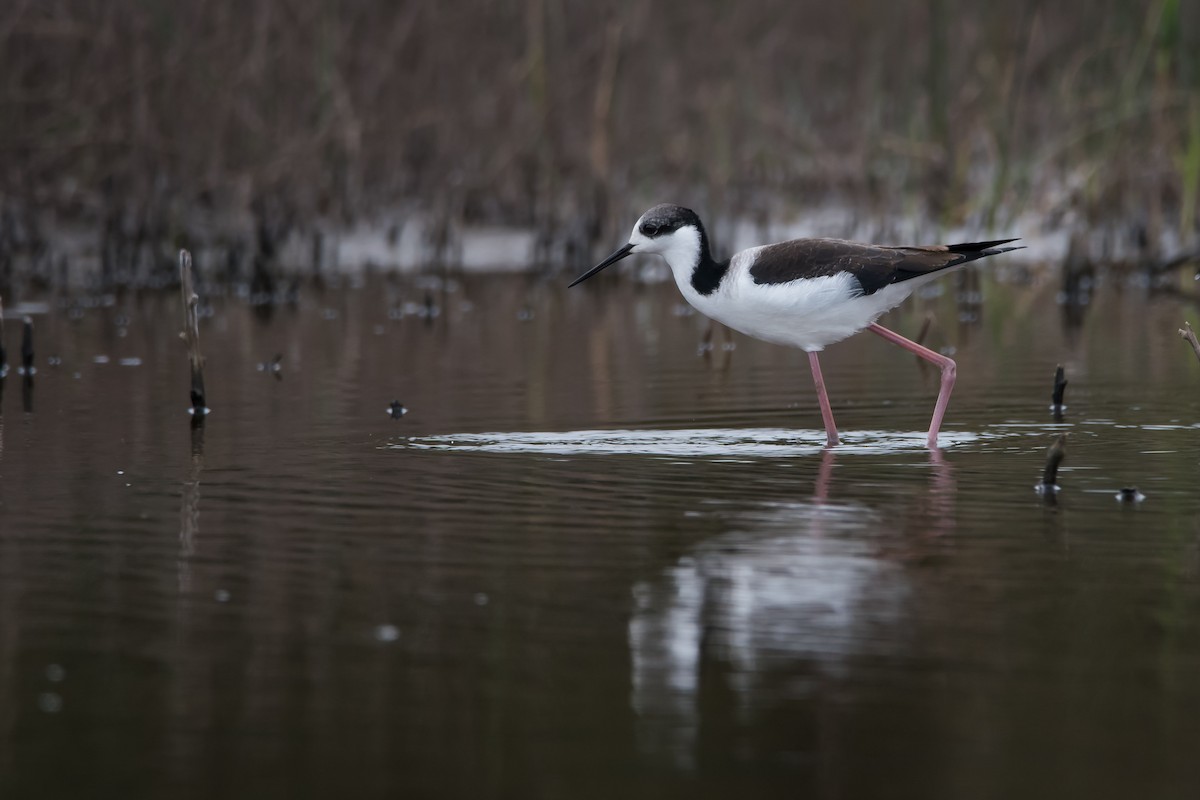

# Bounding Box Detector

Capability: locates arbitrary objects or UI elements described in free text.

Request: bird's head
[569,204,704,287]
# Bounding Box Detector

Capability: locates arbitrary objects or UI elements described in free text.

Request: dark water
[1,270,1199,799]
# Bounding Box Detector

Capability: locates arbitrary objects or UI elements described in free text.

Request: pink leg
[807,351,839,447]
[868,323,956,448]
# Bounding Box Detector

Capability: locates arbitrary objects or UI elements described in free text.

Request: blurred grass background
[1,0,1198,280]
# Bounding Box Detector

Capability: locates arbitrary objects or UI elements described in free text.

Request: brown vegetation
[0,0,1198,283]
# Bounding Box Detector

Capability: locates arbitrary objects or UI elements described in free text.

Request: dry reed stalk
[178,250,208,415]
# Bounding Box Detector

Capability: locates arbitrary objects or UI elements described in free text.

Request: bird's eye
[640,223,660,237]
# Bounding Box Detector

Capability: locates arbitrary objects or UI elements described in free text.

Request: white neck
[631,225,703,292]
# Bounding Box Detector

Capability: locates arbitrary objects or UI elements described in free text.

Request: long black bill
[568,243,634,287]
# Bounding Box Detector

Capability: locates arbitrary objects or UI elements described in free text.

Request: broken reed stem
[1051,364,1068,408]
[179,250,208,414]
[1042,433,1067,488]
[1180,321,1200,364]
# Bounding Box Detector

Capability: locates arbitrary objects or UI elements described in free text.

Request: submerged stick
[1181,321,1200,364]
[178,250,208,415]
[1050,364,1068,413]
[1037,433,1067,495]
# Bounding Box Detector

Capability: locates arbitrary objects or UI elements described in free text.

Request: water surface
[1,271,1199,798]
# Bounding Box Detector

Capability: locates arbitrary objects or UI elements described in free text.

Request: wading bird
[570,204,1021,447]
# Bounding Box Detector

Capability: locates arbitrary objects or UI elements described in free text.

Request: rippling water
[1,270,1198,798]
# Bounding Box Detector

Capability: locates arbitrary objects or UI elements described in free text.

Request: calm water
[1,269,1199,799]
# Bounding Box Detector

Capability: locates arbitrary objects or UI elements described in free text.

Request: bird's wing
[747,238,1021,296]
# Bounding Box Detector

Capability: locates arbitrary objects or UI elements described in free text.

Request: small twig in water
[1037,433,1067,495]
[1180,321,1200,364]
[1050,364,1068,413]
[178,250,208,416]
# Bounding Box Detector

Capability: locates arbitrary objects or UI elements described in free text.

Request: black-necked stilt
[570,204,1022,448]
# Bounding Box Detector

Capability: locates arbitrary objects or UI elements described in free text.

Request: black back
[748,238,1020,295]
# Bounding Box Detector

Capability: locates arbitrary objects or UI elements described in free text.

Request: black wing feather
[748,238,1021,295]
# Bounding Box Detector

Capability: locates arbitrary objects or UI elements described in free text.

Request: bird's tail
[948,238,1024,260]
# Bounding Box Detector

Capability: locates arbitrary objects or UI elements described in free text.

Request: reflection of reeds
[178,420,204,594]
[0,1,1198,271]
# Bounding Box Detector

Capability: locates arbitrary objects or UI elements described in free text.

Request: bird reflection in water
[627,449,955,771]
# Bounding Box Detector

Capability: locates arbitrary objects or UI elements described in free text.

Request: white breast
[675,250,917,352]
